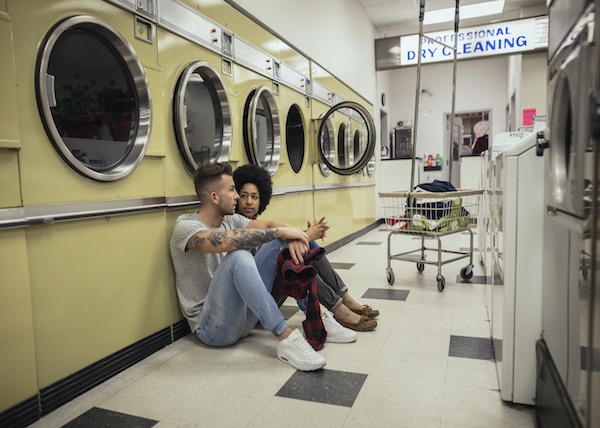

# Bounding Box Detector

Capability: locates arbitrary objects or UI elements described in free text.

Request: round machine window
[243,86,281,176]
[286,105,305,174]
[317,102,376,175]
[174,61,232,172]
[36,15,151,182]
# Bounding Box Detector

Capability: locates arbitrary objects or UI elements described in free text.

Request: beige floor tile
[445,356,499,390]
[97,374,203,421]
[450,318,491,338]
[163,386,272,428]
[441,384,536,428]
[248,396,351,428]
[348,375,445,425]
[317,341,382,374]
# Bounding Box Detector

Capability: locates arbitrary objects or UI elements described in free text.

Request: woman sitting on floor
[233,163,379,334]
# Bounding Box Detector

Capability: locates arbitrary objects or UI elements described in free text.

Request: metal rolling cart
[380,189,483,291]
[379,0,482,292]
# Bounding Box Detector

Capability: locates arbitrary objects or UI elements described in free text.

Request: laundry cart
[379,189,483,291]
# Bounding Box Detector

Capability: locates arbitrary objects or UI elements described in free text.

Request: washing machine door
[173,61,232,172]
[318,114,335,177]
[243,86,281,176]
[36,15,151,182]
[547,16,594,218]
[317,102,376,175]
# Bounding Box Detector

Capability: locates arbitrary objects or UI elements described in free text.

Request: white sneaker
[322,311,358,343]
[277,329,326,371]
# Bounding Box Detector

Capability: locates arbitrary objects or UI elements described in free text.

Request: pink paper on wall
[523,108,536,126]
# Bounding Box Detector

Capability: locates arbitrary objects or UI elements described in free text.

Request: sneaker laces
[289,332,315,355]
[322,311,345,333]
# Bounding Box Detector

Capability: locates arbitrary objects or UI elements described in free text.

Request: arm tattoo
[187,228,279,252]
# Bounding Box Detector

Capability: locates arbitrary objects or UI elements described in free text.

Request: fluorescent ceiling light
[423,0,505,25]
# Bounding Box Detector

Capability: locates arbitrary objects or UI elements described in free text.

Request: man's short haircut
[233,163,272,216]
[193,162,233,201]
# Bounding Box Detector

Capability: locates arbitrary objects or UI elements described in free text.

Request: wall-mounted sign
[400,16,548,66]
[523,108,536,126]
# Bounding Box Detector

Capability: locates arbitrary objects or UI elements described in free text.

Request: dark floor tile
[449,335,495,361]
[355,241,383,245]
[329,262,355,270]
[62,408,157,428]
[361,288,410,301]
[276,369,367,407]
[455,275,488,284]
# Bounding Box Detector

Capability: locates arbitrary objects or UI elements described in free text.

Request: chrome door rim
[173,61,232,172]
[36,15,151,182]
[244,86,281,176]
[317,102,376,175]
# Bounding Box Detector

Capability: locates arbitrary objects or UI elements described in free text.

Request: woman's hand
[306,217,330,241]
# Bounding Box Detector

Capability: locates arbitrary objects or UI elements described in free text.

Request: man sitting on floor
[169,161,325,371]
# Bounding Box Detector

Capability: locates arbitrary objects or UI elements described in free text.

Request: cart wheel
[436,275,445,292]
[460,266,474,281]
[417,262,425,273]
[386,267,395,285]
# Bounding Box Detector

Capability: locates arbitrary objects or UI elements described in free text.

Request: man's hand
[277,227,309,264]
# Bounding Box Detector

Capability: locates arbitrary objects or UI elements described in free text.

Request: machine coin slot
[134,15,153,44]
[222,58,232,76]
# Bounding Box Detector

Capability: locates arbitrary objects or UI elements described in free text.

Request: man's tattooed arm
[187,228,280,253]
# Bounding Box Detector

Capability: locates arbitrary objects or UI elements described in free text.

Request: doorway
[444,110,491,186]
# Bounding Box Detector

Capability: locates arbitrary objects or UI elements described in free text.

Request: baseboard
[323,219,385,254]
[0,396,40,428]
[536,340,584,428]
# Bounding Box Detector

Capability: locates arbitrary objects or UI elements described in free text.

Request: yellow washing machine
[156,0,236,327]
[0,7,39,421]
[8,0,173,411]
[156,0,235,197]
[265,44,315,227]
[310,63,377,243]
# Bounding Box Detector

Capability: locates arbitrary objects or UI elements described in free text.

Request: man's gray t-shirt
[170,213,251,333]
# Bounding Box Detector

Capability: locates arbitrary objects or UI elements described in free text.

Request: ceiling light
[423,0,505,25]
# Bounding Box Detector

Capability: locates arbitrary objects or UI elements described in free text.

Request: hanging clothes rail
[409,0,460,191]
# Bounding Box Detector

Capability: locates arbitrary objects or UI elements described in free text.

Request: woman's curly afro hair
[233,163,273,216]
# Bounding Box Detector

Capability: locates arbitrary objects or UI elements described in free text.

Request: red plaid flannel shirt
[275,247,327,350]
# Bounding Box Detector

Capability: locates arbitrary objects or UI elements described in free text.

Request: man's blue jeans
[196,239,288,346]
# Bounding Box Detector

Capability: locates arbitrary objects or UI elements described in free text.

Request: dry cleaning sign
[400,16,548,66]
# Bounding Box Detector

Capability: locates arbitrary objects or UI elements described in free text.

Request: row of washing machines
[0,0,377,423]
[480,1,600,426]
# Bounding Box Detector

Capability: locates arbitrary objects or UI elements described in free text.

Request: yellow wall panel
[0,229,38,412]
[0,15,20,149]
[0,149,22,208]
[313,186,376,245]
[260,192,314,232]
[27,211,174,388]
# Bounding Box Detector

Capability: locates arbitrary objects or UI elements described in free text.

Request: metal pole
[410,0,426,193]
[448,0,459,185]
